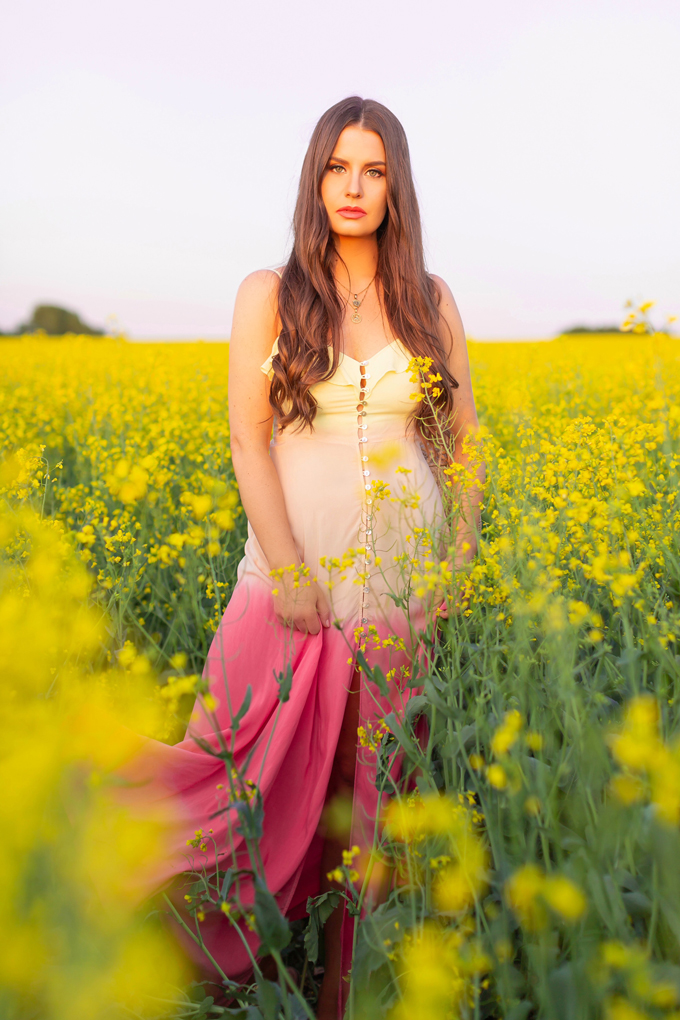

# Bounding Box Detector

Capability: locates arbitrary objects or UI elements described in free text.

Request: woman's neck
[331,233,379,293]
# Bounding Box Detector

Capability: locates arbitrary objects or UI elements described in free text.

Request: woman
[123,96,482,1019]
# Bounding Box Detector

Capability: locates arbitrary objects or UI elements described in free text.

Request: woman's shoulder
[231,269,285,350]
[427,273,455,303]
[237,267,284,297]
[427,273,466,349]
[234,267,286,323]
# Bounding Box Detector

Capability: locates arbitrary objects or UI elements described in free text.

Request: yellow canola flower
[389,923,490,1020]
[609,773,646,806]
[385,793,489,912]
[505,864,587,930]
[386,792,475,841]
[504,864,548,931]
[608,695,680,824]
[106,459,149,503]
[604,998,652,1020]
[486,763,508,789]
[542,874,588,922]
[490,708,523,757]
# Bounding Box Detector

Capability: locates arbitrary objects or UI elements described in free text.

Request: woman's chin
[330,220,378,239]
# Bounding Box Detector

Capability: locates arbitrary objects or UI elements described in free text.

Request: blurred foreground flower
[505,863,587,931]
[0,506,188,1019]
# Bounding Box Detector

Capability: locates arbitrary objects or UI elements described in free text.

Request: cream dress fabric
[246,337,443,626]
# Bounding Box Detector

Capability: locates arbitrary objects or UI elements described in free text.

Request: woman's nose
[346,172,363,199]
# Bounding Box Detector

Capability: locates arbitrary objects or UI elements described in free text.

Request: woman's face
[320,126,387,239]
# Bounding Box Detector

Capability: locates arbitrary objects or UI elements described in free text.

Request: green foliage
[14,303,104,336]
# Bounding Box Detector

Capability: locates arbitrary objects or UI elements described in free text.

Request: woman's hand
[272,578,331,634]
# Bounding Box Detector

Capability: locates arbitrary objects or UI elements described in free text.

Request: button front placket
[357,360,373,626]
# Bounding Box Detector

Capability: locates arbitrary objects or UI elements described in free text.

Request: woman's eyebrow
[327,156,386,168]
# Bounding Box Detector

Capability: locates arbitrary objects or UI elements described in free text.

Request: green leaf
[352,904,409,986]
[422,678,458,719]
[404,694,429,725]
[622,890,652,917]
[504,1002,533,1020]
[233,685,252,725]
[255,972,281,1020]
[235,791,264,841]
[383,712,418,757]
[304,890,342,963]
[193,998,215,1019]
[547,963,578,1020]
[253,876,291,954]
[355,650,389,695]
[275,663,293,703]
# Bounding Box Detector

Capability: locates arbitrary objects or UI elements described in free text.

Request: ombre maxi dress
[118,332,443,999]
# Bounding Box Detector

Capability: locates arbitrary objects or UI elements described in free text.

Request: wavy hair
[270,95,458,441]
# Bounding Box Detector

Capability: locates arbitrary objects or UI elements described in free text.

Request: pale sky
[1,0,678,339]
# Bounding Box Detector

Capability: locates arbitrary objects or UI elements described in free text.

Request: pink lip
[337,206,367,219]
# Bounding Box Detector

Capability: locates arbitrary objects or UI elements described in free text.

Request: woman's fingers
[316,590,331,628]
[273,582,330,635]
[304,611,321,635]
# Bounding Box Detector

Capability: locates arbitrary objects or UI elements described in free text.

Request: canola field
[2,323,680,1020]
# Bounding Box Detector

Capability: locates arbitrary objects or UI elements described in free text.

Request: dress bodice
[252,334,439,628]
[260,338,417,442]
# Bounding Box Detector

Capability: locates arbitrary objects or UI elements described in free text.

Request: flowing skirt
[115,426,443,1006]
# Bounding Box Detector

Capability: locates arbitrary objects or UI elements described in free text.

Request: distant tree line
[559,324,624,335]
[0,304,104,337]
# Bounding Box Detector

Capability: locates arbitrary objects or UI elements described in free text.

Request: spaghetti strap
[272,267,283,279]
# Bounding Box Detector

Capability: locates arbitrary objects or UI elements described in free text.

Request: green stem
[162,893,235,988]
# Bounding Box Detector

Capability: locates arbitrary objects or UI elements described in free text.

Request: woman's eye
[366,169,383,178]
[329,164,345,173]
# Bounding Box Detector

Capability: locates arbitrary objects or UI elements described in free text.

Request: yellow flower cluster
[0,338,243,663]
[357,717,391,752]
[457,333,680,647]
[505,863,587,930]
[0,505,186,1018]
[389,922,491,1020]
[385,792,489,913]
[596,940,680,1018]
[608,694,680,824]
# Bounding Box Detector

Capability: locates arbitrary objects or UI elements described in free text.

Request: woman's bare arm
[228,270,330,632]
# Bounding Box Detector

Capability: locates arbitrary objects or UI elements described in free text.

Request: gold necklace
[341,276,375,324]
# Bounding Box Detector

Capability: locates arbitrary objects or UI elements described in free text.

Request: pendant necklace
[346,276,376,324]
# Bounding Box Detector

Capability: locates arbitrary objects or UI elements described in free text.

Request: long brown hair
[270,95,458,440]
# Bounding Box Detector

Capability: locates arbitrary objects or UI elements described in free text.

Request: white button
[363,470,370,476]
[360,360,369,366]
[364,484,371,491]
[362,617,368,624]
[363,373,371,380]
[366,498,373,504]
[363,586,370,593]
[359,424,368,430]
[360,437,368,443]
[362,456,368,462]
